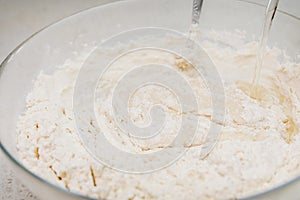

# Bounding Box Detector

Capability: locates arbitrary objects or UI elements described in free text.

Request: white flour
[17,30,300,199]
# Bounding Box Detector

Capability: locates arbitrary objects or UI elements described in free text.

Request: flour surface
[17,30,300,199]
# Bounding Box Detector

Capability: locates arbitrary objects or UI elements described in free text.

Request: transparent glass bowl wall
[0,0,299,199]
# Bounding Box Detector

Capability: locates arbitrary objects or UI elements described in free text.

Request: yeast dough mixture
[17,30,300,199]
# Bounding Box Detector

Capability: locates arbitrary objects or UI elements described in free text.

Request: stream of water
[251,0,279,98]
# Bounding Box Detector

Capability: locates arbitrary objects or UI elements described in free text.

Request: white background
[0,0,299,199]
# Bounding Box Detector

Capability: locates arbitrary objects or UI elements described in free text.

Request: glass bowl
[0,0,299,199]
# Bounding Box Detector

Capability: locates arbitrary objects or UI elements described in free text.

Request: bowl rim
[0,0,299,199]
